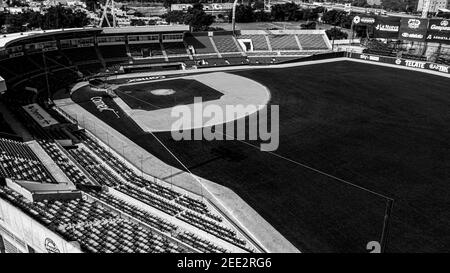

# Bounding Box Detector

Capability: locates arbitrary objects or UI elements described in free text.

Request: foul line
[114,87,394,202]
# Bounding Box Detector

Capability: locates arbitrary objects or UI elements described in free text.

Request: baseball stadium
[0,16,449,254]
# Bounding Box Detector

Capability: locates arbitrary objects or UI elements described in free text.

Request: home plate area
[112,72,271,132]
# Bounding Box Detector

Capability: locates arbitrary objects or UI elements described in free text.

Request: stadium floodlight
[99,0,118,27]
[232,0,239,34]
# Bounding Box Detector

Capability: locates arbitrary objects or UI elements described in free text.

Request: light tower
[99,0,118,27]
[231,0,239,34]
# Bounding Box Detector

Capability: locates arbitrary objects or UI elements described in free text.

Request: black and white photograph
[0,0,448,267]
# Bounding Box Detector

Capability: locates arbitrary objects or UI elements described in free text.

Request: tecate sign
[403,60,426,69]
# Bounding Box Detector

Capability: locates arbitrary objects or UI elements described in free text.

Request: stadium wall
[0,198,82,253]
[346,52,450,75]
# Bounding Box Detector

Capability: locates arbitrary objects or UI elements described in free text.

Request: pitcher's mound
[150,89,176,96]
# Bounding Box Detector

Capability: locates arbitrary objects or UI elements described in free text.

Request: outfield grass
[72,61,450,252]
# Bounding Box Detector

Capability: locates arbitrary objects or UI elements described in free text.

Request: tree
[163,0,174,9]
[85,0,99,12]
[254,10,271,22]
[270,4,286,21]
[352,0,369,7]
[300,21,316,29]
[163,3,214,31]
[131,19,146,26]
[162,10,186,24]
[321,9,352,28]
[184,4,215,31]
[42,5,89,29]
[232,5,255,23]
[326,27,348,40]
[253,0,265,10]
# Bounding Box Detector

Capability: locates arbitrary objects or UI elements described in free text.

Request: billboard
[373,16,401,38]
[426,19,450,44]
[399,18,429,41]
[352,15,377,26]
[22,103,59,128]
[348,52,450,75]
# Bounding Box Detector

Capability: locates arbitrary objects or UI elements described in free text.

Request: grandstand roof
[0,25,190,50]
[101,25,190,34]
[0,27,101,49]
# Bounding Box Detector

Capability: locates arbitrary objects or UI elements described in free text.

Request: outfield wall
[346,52,450,75]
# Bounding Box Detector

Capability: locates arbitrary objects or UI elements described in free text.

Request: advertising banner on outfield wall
[352,15,377,26]
[399,18,429,41]
[426,19,450,44]
[348,52,450,75]
[373,16,401,38]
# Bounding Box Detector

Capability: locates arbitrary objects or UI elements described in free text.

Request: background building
[417,0,450,12]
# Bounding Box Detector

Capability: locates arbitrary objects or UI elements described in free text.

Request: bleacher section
[269,35,299,51]
[0,138,55,183]
[98,45,128,60]
[362,39,396,57]
[212,35,241,53]
[129,44,164,58]
[163,43,188,56]
[69,131,254,251]
[297,34,329,50]
[239,35,270,51]
[237,30,331,55]
[0,185,190,253]
[185,34,217,55]
[62,47,98,63]
[0,128,255,252]
[38,140,96,186]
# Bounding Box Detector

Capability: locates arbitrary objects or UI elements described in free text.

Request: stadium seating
[401,53,427,61]
[67,131,253,249]
[176,231,228,253]
[129,44,163,58]
[177,210,246,247]
[62,47,99,63]
[297,34,329,50]
[59,219,188,253]
[0,56,40,80]
[67,147,122,187]
[98,45,128,60]
[269,35,299,51]
[185,34,217,55]
[436,56,450,65]
[239,35,270,51]
[0,185,190,253]
[0,138,55,183]
[38,140,95,186]
[86,189,229,253]
[163,43,188,56]
[212,35,241,53]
